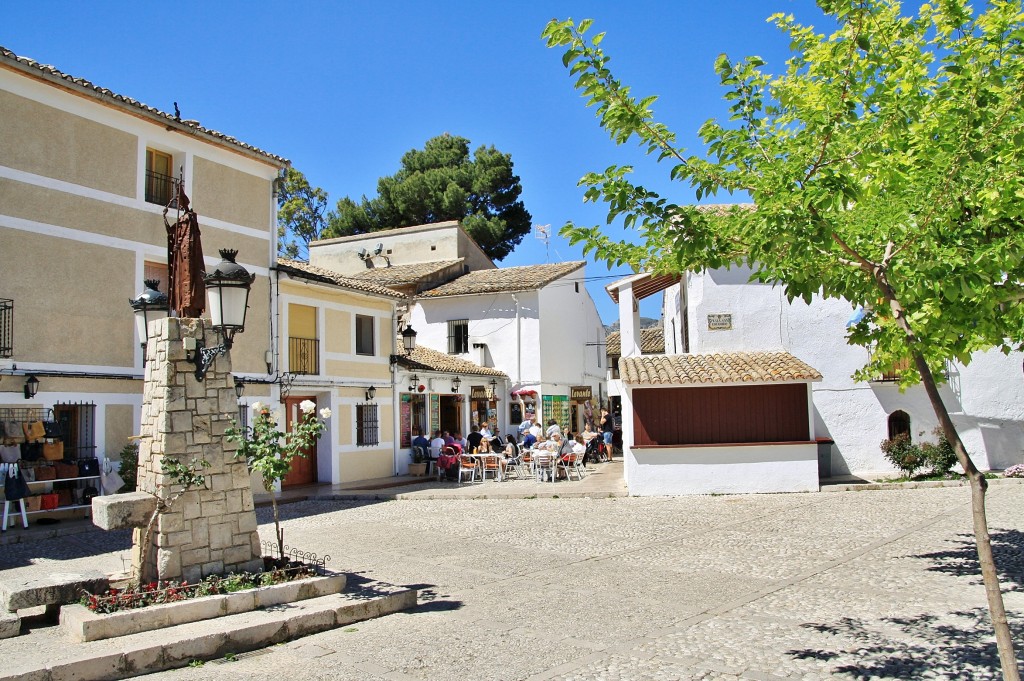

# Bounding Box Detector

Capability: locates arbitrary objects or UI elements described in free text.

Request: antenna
[534,224,551,262]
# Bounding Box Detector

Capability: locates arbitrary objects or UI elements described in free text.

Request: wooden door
[282,396,317,487]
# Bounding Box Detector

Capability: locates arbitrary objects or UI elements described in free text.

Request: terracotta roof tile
[605,329,665,356]
[349,260,464,286]
[276,259,404,298]
[620,351,821,386]
[0,46,288,166]
[393,345,507,378]
[419,261,585,297]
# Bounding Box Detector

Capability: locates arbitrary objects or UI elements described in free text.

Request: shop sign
[470,385,490,400]
[707,313,732,330]
[570,385,592,401]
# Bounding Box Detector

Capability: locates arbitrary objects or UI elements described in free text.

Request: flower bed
[61,566,346,642]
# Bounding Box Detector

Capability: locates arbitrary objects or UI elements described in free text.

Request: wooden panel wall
[633,384,809,446]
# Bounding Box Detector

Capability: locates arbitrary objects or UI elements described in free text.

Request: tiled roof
[349,260,464,286]
[419,261,585,297]
[605,328,665,356]
[276,260,404,298]
[620,351,822,386]
[0,46,288,166]
[311,221,461,246]
[393,345,508,378]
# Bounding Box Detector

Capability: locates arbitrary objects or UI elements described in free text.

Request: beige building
[0,46,286,477]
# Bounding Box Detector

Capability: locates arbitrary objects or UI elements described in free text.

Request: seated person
[580,425,598,442]
[545,420,561,439]
[528,421,543,441]
[453,432,468,451]
[480,422,493,439]
[430,430,446,457]
[466,425,484,453]
[411,428,430,452]
[489,434,504,453]
[504,433,520,458]
[572,436,586,455]
[521,430,537,449]
[443,431,455,446]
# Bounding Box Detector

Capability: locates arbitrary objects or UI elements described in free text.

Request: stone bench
[0,570,109,639]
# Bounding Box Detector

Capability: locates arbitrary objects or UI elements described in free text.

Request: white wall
[537,264,605,400]
[670,269,1024,474]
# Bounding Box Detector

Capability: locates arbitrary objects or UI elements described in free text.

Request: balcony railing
[289,337,320,375]
[145,170,180,207]
[0,299,11,358]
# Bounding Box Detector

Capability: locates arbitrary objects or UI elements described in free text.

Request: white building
[309,221,606,442]
[610,266,1024,496]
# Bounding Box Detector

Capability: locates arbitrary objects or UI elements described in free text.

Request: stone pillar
[132,317,261,583]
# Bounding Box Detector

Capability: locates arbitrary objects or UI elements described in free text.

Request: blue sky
[3,1,828,324]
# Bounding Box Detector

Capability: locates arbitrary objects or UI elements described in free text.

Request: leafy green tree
[278,168,329,260]
[226,400,329,561]
[324,133,533,261]
[544,3,1023,677]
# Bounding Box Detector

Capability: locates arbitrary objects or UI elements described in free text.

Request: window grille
[53,401,96,460]
[356,403,379,446]
[888,410,911,440]
[145,149,179,206]
[355,315,374,356]
[0,299,11,358]
[447,319,469,354]
[288,337,320,374]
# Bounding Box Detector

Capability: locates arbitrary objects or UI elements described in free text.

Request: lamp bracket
[189,338,228,381]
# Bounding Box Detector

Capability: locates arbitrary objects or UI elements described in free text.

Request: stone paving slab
[1,484,1022,678]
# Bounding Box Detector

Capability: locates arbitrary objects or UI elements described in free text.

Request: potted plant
[408,447,428,476]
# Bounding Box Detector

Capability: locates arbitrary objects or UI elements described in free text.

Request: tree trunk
[875,270,1020,679]
[136,498,166,586]
[910,350,1020,680]
[271,494,284,561]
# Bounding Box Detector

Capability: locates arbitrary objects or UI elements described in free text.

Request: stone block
[170,411,193,433]
[156,511,184,534]
[222,545,254,566]
[0,612,19,638]
[92,492,156,531]
[48,652,124,681]
[209,523,232,550]
[181,547,210,567]
[202,499,226,518]
[224,490,242,514]
[201,560,224,578]
[157,548,181,580]
[182,564,202,584]
[0,571,108,612]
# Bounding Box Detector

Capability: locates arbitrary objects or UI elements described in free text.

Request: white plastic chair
[457,454,479,484]
[479,453,501,482]
[533,452,556,482]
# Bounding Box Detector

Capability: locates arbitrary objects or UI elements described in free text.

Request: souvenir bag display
[82,486,99,504]
[40,492,59,510]
[78,457,100,478]
[23,495,41,512]
[56,488,74,507]
[42,440,64,461]
[4,465,30,502]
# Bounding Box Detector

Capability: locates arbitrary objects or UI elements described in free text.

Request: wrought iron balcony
[288,336,320,375]
[145,170,180,207]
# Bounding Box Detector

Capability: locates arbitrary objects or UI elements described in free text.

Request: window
[0,298,12,358]
[448,319,469,354]
[878,358,911,382]
[888,411,911,440]
[53,401,96,459]
[288,304,319,374]
[355,315,374,356]
[145,148,178,206]
[144,262,169,295]
[356,403,379,446]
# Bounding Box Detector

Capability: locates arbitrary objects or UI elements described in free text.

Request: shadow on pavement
[915,528,1024,591]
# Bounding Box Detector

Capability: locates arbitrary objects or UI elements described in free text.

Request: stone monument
[95,316,261,583]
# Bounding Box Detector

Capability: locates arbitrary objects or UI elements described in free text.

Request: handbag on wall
[78,457,100,478]
[4,421,25,444]
[34,465,57,481]
[23,495,41,512]
[4,466,30,501]
[54,461,78,479]
[40,493,59,510]
[42,421,63,439]
[0,444,19,464]
[56,489,74,507]
[42,441,64,461]
[22,421,46,443]
[20,442,42,462]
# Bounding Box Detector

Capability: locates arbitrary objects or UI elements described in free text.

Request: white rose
[319,408,332,419]
[299,399,316,414]
[251,401,265,412]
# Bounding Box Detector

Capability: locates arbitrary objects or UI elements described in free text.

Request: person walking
[600,408,614,460]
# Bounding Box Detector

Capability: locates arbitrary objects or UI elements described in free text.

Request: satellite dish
[357,248,368,259]
[374,243,384,256]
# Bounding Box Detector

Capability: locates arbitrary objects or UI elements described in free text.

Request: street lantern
[234,378,245,400]
[129,279,169,352]
[187,248,254,381]
[23,375,39,400]
[489,378,497,399]
[366,385,376,401]
[401,325,417,352]
[451,376,461,393]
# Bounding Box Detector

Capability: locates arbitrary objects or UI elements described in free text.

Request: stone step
[0,581,417,680]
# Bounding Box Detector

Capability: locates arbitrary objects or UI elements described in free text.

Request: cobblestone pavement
[2,484,1022,679]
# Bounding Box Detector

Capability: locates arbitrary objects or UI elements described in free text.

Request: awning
[511,389,537,398]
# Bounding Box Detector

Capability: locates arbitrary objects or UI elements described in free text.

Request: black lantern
[366,385,376,401]
[129,279,169,352]
[188,249,255,381]
[23,375,39,400]
[489,378,498,399]
[408,373,419,392]
[234,378,245,400]
[401,325,417,352]
[451,376,461,393]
